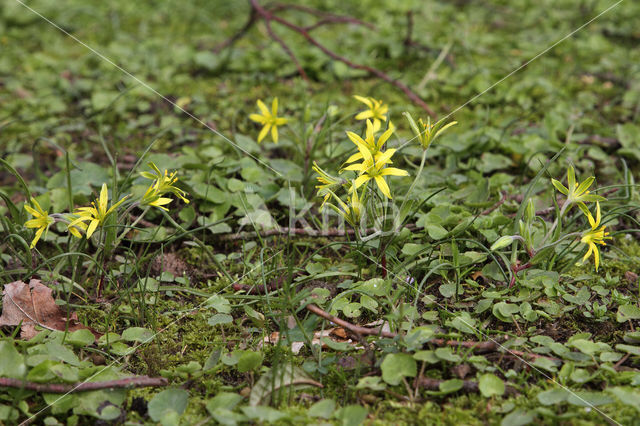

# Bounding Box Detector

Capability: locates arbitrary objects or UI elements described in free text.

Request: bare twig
[417,377,518,396]
[481,191,507,215]
[232,281,281,294]
[215,0,435,115]
[0,376,168,393]
[219,224,418,241]
[305,303,558,362]
[306,303,397,338]
[268,3,375,30]
[213,7,258,53]
[263,17,309,81]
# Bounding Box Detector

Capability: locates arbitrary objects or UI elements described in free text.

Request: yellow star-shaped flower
[341,141,408,199]
[249,98,288,143]
[354,95,388,132]
[580,202,611,271]
[69,184,129,239]
[24,197,54,248]
[140,162,189,210]
[344,119,394,164]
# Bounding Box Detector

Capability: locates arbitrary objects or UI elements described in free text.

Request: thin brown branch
[264,18,309,81]
[249,0,435,115]
[306,303,397,338]
[417,377,518,396]
[267,3,375,30]
[219,224,418,241]
[213,7,258,53]
[0,376,168,394]
[481,191,507,215]
[305,303,559,363]
[232,281,281,294]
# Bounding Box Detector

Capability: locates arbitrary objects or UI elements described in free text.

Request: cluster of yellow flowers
[23,163,188,248]
[552,166,610,271]
[310,96,412,228]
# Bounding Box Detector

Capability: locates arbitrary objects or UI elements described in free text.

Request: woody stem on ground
[0,376,167,393]
[305,303,558,362]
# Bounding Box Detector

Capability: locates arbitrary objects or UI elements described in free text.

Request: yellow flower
[312,161,345,208]
[580,202,611,271]
[344,119,394,164]
[551,166,606,217]
[404,113,457,150]
[140,185,173,211]
[354,95,388,131]
[140,162,189,209]
[24,197,54,248]
[249,98,288,143]
[69,184,130,239]
[342,140,408,199]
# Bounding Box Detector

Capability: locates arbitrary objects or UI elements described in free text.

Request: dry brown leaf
[0,279,99,340]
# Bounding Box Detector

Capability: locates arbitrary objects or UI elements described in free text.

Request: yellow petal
[86,220,99,239]
[257,123,271,143]
[377,126,394,149]
[271,125,279,144]
[586,210,596,229]
[355,110,374,120]
[380,167,409,177]
[99,184,109,216]
[106,194,130,217]
[24,218,42,229]
[30,226,45,248]
[257,99,270,116]
[582,243,594,264]
[24,204,39,217]
[346,131,366,147]
[365,120,375,140]
[343,163,366,172]
[344,152,363,164]
[249,113,267,124]
[272,97,279,116]
[374,176,392,199]
[353,95,373,108]
[353,175,370,189]
[68,225,83,238]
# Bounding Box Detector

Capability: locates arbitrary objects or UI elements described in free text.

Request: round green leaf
[121,327,153,343]
[148,389,189,422]
[381,353,417,386]
[66,329,95,347]
[308,399,336,419]
[334,405,368,426]
[478,373,505,397]
[537,388,569,405]
[617,304,640,323]
[237,350,263,373]
[0,341,27,379]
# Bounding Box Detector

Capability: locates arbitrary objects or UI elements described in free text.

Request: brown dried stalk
[0,376,168,394]
[305,303,559,362]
